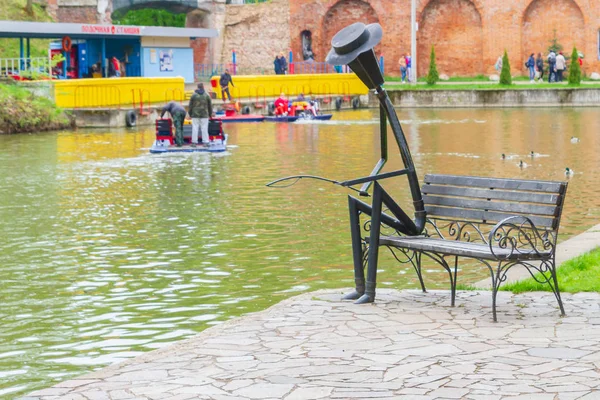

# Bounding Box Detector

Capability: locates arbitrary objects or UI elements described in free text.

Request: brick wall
[417,0,483,76]
[522,0,585,72]
[220,0,290,74]
[289,0,598,77]
[56,6,98,23]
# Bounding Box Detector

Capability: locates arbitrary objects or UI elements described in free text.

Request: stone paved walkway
[23,289,600,400]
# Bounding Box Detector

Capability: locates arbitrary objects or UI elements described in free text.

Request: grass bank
[0,0,53,58]
[0,82,72,134]
[501,247,600,293]
[384,83,600,91]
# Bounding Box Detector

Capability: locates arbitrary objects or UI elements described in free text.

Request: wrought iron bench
[364,173,568,321]
[270,22,570,322]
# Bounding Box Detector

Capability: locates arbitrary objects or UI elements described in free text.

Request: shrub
[426,46,439,85]
[499,50,512,85]
[568,47,581,85]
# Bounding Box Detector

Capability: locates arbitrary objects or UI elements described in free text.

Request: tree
[499,50,512,85]
[426,46,439,85]
[568,47,581,85]
[548,29,563,54]
[25,0,33,15]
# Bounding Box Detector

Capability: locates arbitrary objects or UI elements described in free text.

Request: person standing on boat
[161,101,186,147]
[188,83,213,147]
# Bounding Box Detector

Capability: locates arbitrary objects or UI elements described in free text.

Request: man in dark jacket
[279,52,288,74]
[274,55,282,75]
[219,69,234,101]
[188,83,213,146]
[161,101,187,147]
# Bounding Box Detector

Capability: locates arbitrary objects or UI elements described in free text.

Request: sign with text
[81,25,141,35]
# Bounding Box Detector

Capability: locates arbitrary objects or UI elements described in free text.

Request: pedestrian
[526,53,535,82]
[111,56,121,77]
[555,51,566,82]
[188,83,213,147]
[274,54,282,75]
[160,101,187,147]
[535,52,544,81]
[219,69,234,101]
[547,50,556,82]
[398,55,407,83]
[494,55,503,73]
[279,52,288,74]
[405,53,412,82]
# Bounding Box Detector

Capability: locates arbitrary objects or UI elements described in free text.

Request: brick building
[48,0,599,77]
[289,0,597,77]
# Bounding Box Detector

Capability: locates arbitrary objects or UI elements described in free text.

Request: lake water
[1,108,599,397]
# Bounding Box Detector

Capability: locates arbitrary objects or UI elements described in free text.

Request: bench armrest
[488,216,554,260]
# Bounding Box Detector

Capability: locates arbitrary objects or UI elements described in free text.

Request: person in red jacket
[274,93,288,115]
[110,56,121,77]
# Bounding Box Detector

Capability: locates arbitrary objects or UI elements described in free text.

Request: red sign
[81,25,141,35]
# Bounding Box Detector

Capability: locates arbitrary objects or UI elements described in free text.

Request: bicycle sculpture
[268,22,425,304]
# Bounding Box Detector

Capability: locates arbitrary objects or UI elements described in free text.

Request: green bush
[499,50,512,85]
[113,9,186,27]
[426,46,439,85]
[547,29,563,54]
[0,83,71,134]
[568,47,581,85]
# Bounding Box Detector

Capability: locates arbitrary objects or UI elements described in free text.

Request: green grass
[0,82,71,134]
[502,247,600,293]
[0,0,53,58]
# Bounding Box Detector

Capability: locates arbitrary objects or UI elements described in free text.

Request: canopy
[0,20,218,40]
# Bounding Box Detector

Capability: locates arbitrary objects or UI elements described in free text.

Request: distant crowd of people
[495,50,583,83]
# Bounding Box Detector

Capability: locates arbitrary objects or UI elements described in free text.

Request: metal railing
[196,63,236,79]
[0,57,52,79]
[290,62,352,75]
[226,0,270,4]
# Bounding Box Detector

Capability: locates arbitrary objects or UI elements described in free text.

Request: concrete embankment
[378,88,600,108]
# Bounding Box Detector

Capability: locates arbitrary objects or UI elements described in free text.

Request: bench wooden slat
[425,205,557,229]
[380,236,551,260]
[424,174,565,194]
[422,184,561,205]
[423,195,558,216]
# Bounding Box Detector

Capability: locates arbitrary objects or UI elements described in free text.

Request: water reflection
[0,108,599,397]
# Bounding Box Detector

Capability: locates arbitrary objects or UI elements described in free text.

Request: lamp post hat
[325,22,383,66]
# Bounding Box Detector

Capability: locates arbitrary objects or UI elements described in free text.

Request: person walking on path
[494,55,503,73]
[219,69,234,101]
[274,55,282,75]
[398,55,407,83]
[188,83,213,147]
[526,53,535,82]
[536,53,544,81]
[161,101,187,147]
[547,50,557,82]
[555,51,566,82]
[405,53,412,82]
[279,52,288,75]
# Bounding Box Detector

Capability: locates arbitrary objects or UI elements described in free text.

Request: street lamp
[411,0,417,84]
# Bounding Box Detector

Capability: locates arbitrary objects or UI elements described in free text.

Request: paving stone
[17,290,600,400]
[284,387,333,400]
[427,387,470,398]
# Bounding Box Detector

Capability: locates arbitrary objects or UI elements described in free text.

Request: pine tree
[548,29,563,54]
[568,47,581,85]
[499,50,512,85]
[426,46,439,85]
